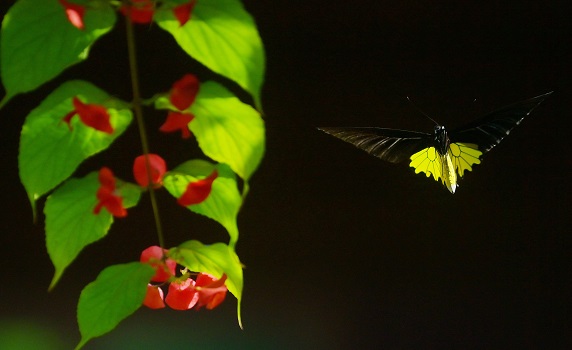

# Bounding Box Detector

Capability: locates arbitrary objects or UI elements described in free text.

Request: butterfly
[318,92,552,193]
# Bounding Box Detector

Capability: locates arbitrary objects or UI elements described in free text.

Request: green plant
[0,0,265,348]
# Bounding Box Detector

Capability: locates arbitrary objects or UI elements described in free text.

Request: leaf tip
[74,338,88,350]
[0,94,12,110]
[48,270,64,291]
[27,192,38,223]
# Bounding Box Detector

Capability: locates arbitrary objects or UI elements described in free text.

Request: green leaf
[155,0,265,109]
[19,80,132,209]
[169,240,244,328]
[163,159,242,247]
[0,0,116,99]
[75,262,155,350]
[155,81,265,182]
[45,171,141,290]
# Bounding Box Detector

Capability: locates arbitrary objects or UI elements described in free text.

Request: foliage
[0,0,265,348]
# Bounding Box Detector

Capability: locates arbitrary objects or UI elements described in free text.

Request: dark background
[1,1,570,349]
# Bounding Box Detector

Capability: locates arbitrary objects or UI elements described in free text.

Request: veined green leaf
[155,81,265,182]
[155,0,265,110]
[169,240,244,328]
[163,159,242,247]
[0,0,116,100]
[19,80,132,209]
[45,172,141,290]
[75,262,155,350]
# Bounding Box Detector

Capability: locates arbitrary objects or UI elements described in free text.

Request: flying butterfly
[318,92,552,193]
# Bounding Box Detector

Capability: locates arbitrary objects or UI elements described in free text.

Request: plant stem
[125,15,165,249]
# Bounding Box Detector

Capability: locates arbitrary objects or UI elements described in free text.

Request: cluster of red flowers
[140,246,228,310]
[93,154,218,217]
[59,0,197,30]
[58,72,214,216]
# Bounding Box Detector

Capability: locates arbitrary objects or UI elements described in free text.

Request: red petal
[133,154,167,188]
[169,74,200,111]
[140,246,176,283]
[120,0,154,24]
[143,284,165,309]
[165,279,199,310]
[98,167,116,190]
[94,167,127,217]
[173,1,197,27]
[195,273,228,310]
[159,112,194,139]
[59,0,85,30]
[73,97,114,134]
[100,194,127,217]
[177,170,218,207]
[62,110,77,130]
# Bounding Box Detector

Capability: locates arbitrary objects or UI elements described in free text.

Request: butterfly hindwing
[450,92,552,153]
[448,142,482,176]
[317,127,431,163]
[409,143,481,193]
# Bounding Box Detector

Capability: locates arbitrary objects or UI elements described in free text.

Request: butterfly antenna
[406,96,439,126]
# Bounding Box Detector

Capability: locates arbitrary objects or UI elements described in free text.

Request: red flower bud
[140,246,176,283]
[195,273,228,310]
[120,0,154,24]
[93,167,127,218]
[133,154,167,188]
[165,278,199,310]
[143,284,165,309]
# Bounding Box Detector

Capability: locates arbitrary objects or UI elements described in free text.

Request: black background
[0,1,570,349]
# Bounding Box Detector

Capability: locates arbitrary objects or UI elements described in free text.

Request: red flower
[165,278,199,310]
[159,112,194,139]
[194,273,228,310]
[173,1,197,27]
[177,170,218,206]
[143,284,165,309]
[59,0,85,30]
[133,154,167,188]
[120,0,155,24]
[140,245,176,283]
[93,167,127,217]
[62,97,114,134]
[169,74,200,111]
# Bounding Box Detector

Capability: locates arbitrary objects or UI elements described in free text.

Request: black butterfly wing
[318,127,432,163]
[450,92,552,154]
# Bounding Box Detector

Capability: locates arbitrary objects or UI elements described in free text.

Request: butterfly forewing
[450,92,552,153]
[318,127,431,163]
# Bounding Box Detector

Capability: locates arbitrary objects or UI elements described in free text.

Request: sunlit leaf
[0,0,116,100]
[45,172,141,290]
[155,81,265,182]
[169,240,244,327]
[163,160,242,247]
[75,262,155,350]
[19,80,132,210]
[155,0,265,109]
